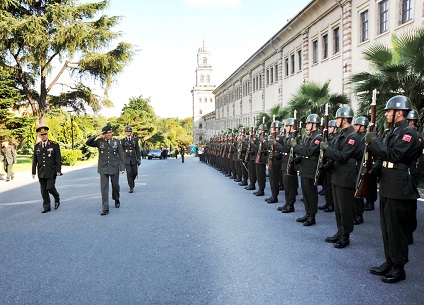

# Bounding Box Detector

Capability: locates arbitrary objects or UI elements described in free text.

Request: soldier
[245,127,258,190]
[291,114,322,226]
[406,109,424,244]
[277,118,298,213]
[366,96,422,283]
[86,125,125,216]
[121,126,141,193]
[237,128,249,186]
[1,140,17,182]
[321,107,361,248]
[318,119,337,213]
[266,120,282,203]
[32,126,62,213]
[254,123,268,197]
[352,116,369,225]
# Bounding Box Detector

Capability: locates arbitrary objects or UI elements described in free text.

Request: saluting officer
[321,107,361,248]
[366,96,422,283]
[86,125,125,216]
[122,126,141,193]
[32,126,62,213]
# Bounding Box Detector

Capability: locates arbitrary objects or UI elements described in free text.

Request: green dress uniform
[32,140,62,211]
[121,136,141,192]
[1,145,17,181]
[86,136,125,213]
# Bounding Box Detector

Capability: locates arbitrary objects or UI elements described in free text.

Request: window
[285,58,289,77]
[203,57,207,64]
[322,34,328,59]
[333,27,340,54]
[297,50,302,71]
[379,0,389,34]
[253,78,256,92]
[199,136,203,142]
[259,75,262,89]
[210,98,213,103]
[402,0,412,24]
[200,74,204,83]
[204,98,207,103]
[275,64,278,82]
[266,69,269,85]
[206,75,210,83]
[199,109,202,115]
[290,54,295,74]
[270,67,274,83]
[312,40,318,64]
[199,97,202,103]
[360,10,369,42]
[199,123,203,129]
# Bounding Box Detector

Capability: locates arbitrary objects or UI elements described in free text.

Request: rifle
[314,104,329,186]
[244,134,252,162]
[255,117,266,163]
[355,89,377,198]
[286,112,298,176]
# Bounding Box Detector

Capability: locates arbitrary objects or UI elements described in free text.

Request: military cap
[125,126,133,132]
[36,126,49,135]
[102,125,112,133]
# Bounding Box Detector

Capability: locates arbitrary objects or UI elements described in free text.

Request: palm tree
[351,29,424,133]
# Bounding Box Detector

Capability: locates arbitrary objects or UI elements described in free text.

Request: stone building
[207,0,422,135]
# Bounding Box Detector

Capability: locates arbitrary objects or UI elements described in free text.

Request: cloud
[183,0,241,8]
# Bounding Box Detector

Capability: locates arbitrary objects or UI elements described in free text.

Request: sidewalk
[0,163,96,193]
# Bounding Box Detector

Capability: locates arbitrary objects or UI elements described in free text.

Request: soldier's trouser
[241,161,248,182]
[380,196,412,266]
[256,163,266,191]
[100,173,120,211]
[269,160,281,198]
[407,200,417,238]
[354,197,364,216]
[300,177,317,215]
[125,163,138,189]
[324,172,334,207]
[230,159,236,177]
[248,160,256,187]
[279,169,284,190]
[235,160,242,179]
[283,171,297,205]
[366,173,378,204]
[5,162,14,179]
[332,184,355,234]
[39,177,59,210]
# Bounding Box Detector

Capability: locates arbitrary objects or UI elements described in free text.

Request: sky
[93,0,312,119]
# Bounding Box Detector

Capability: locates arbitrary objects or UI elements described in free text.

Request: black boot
[277,203,288,211]
[325,232,340,243]
[364,202,375,211]
[370,262,392,276]
[303,215,316,226]
[318,203,328,210]
[354,215,364,225]
[382,265,406,283]
[267,197,278,204]
[282,204,295,213]
[296,214,308,222]
[334,233,350,248]
[324,205,334,212]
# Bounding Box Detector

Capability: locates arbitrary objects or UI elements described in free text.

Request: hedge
[61,149,83,166]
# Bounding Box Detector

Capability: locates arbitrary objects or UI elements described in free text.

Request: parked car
[147,149,162,160]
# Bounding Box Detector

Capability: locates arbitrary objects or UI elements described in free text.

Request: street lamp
[70,115,74,150]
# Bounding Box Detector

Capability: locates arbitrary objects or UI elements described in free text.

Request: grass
[0,155,97,174]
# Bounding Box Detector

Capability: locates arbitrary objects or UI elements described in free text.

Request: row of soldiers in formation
[202,95,424,284]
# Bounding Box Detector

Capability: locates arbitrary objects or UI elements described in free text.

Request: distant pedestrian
[1,140,17,182]
[175,149,179,159]
[86,125,125,216]
[121,126,141,193]
[180,146,185,163]
[32,126,62,213]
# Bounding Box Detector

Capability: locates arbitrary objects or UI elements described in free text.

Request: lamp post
[71,115,74,150]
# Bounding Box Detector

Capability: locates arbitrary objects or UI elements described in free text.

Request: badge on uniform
[348,139,355,145]
[314,140,320,145]
[402,134,412,142]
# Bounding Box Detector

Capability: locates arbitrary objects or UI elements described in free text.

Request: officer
[254,123,268,197]
[321,107,361,248]
[237,127,249,186]
[405,109,424,244]
[266,120,282,203]
[1,140,17,182]
[352,116,369,225]
[366,95,422,283]
[86,125,125,216]
[245,127,258,190]
[291,114,322,226]
[32,126,62,213]
[121,126,141,193]
[318,119,337,213]
[276,118,298,212]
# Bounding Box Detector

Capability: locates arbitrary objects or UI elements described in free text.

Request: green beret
[102,126,111,133]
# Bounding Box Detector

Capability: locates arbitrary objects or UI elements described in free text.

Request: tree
[351,29,424,133]
[0,0,134,125]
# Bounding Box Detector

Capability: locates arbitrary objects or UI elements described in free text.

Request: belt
[282,153,288,155]
[382,161,409,170]
[303,156,318,160]
[125,149,134,152]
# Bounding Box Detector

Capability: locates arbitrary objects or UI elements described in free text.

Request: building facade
[207,0,422,136]
[191,42,216,144]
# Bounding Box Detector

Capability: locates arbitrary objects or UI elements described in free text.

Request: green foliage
[0,0,135,124]
[61,149,83,166]
[351,29,424,133]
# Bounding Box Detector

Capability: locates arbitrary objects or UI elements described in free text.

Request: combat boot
[318,203,328,210]
[282,204,294,213]
[334,233,350,248]
[382,265,406,283]
[364,202,375,211]
[277,203,288,211]
[303,215,316,226]
[325,232,340,243]
[370,262,392,276]
[324,205,334,212]
[296,214,309,222]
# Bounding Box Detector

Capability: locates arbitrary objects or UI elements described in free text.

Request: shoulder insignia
[314,139,320,145]
[402,134,412,142]
[348,139,355,145]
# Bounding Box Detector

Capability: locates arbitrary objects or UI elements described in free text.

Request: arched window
[199,123,203,129]
[204,98,207,103]
[206,75,210,83]
[200,75,204,83]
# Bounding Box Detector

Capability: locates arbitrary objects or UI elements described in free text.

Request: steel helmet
[271,120,281,129]
[407,109,419,120]
[306,114,320,124]
[125,126,133,132]
[285,118,295,126]
[328,120,337,127]
[384,95,412,111]
[260,123,268,131]
[238,127,246,133]
[353,116,369,127]
[335,106,354,118]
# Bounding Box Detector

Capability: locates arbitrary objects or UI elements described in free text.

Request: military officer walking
[32,126,62,213]
[366,96,422,283]
[121,126,141,193]
[86,126,125,216]
[1,140,17,182]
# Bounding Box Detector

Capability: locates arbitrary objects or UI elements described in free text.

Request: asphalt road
[1,156,423,305]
